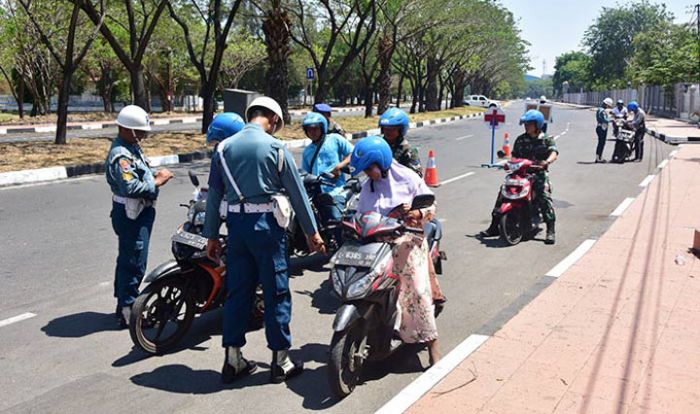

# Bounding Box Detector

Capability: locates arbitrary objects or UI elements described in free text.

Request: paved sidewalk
[406,145,700,413]
[645,117,700,144]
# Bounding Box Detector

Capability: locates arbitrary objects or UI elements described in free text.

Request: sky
[499,0,696,77]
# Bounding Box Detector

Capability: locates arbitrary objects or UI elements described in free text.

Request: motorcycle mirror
[188,171,200,187]
[410,194,435,210]
[496,150,506,159]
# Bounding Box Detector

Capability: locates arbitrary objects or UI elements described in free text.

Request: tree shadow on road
[41,311,118,338]
[289,253,332,277]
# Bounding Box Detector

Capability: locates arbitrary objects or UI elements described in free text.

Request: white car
[463,95,498,108]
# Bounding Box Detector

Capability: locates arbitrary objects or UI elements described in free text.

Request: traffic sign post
[481,107,506,168]
[305,67,315,106]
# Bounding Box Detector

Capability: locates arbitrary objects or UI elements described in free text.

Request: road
[0,102,674,413]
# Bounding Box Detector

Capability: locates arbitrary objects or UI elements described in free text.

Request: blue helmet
[520,109,545,130]
[206,112,245,144]
[302,112,328,135]
[350,136,393,177]
[627,101,639,112]
[313,103,333,114]
[379,107,410,136]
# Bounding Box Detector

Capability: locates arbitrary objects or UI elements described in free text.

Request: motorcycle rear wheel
[129,277,195,355]
[328,322,368,398]
[499,211,523,245]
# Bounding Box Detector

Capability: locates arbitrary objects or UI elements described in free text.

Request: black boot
[545,222,556,245]
[270,350,304,384]
[479,216,499,238]
[221,347,257,384]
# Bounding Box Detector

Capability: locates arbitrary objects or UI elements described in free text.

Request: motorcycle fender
[499,202,513,215]
[332,304,362,332]
[143,260,181,284]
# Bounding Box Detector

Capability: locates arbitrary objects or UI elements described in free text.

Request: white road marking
[455,134,473,141]
[440,171,475,185]
[656,159,668,169]
[438,218,447,223]
[0,312,37,328]
[639,175,655,188]
[610,197,636,217]
[545,239,597,278]
[375,334,490,414]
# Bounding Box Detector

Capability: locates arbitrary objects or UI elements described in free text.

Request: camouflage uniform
[390,136,423,177]
[510,131,558,223]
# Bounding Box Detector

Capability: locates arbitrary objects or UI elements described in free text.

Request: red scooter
[497,158,545,245]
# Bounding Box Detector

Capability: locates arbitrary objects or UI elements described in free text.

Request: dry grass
[0,106,483,173]
[0,111,198,126]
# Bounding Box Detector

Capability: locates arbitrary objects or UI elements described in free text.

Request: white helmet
[246,96,284,132]
[539,95,547,102]
[603,97,613,106]
[116,105,151,131]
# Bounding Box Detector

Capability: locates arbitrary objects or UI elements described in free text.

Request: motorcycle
[611,119,635,163]
[326,194,443,398]
[497,158,546,245]
[286,170,362,257]
[129,171,264,355]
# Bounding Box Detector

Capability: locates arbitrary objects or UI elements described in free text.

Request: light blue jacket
[105,136,158,200]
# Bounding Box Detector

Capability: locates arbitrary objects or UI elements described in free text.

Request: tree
[70,0,169,110]
[218,29,266,91]
[630,22,698,86]
[18,0,105,144]
[261,0,292,123]
[82,37,124,112]
[583,1,672,88]
[290,0,378,102]
[167,0,244,132]
[552,51,591,95]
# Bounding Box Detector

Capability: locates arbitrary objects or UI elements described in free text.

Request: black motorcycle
[129,171,264,354]
[286,170,361,257]
[611,119,635,163]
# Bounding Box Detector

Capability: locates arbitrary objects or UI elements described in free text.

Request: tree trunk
[453,70,466,108]
[129,66,148,109]
[55,71,71,145]
[376,33,392,115]
[201,86,215,134]
[18,76,25,118]
[396,73,404,107]
[364,86,373,117]
[263,4,292,124]
[438,76,445,111]
[425,56,439,111]
[409,78,418,114]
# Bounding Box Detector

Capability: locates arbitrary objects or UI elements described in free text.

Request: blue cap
[313,103,333,114]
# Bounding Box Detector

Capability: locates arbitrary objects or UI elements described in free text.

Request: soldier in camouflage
[480,109,559,244]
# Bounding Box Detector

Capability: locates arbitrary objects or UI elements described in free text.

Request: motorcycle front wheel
[129,277,195,355]
[328,321,368,398]
[499,211,524,245]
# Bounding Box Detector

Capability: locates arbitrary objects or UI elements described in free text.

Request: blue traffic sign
[306,68,315,80]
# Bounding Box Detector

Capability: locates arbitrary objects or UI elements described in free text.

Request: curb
[645,127,700,145]
[0,117,203,136]
[0,111,483,187]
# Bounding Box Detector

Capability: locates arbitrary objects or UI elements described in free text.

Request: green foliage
[552,52,591,94]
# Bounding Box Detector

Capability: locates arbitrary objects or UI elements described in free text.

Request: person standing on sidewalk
[595,98,613,163]
[626,101,646,162]
[105,105,174,329]
[203,96,326,385]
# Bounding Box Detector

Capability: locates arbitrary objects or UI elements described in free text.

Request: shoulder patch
[119,158,132,172]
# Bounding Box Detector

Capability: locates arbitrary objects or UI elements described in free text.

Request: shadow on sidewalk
[578,157,671,413]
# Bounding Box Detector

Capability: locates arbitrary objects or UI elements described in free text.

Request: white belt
[112,195,153,207]
[228,202,275,213]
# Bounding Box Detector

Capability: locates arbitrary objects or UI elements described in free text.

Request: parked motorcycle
[129,171,264,355]
[497,158,546,245]
[611,119,635,163]
[286,170,362,257]
[326,194,442,398]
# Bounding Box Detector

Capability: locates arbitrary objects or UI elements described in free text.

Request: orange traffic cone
[503,132,511,158]
[424,150,440,187]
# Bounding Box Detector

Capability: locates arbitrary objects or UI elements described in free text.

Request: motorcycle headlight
[346,272,375,300]
[193,211,206,226]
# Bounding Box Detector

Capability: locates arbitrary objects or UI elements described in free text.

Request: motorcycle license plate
[334,246,377,267]
[172,230,208,250]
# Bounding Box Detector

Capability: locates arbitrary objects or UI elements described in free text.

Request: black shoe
[479,226,499,238]
[222,359,257,384]
[270,351,304,384]
[434,297,447,317]
[545,222,556,245]
[116,305,128,330]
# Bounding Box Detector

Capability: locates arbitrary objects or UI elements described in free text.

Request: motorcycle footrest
[439,251,447,260]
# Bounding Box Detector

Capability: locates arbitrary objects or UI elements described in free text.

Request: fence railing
[562,83,700,122]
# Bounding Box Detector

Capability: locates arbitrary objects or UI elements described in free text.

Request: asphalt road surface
[0,102,674,413]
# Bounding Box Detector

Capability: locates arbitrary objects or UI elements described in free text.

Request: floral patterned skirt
[393,234,438,344]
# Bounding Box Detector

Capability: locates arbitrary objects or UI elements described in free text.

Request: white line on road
[545,239,597,278]
[455,134,473,141]
[438,218,447,223]
[440,171,475,185]
[375,334,490,414]
[656,159,669,169]
[639,175,656,188]
[0,312,36,328]
[610,197,636,217]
